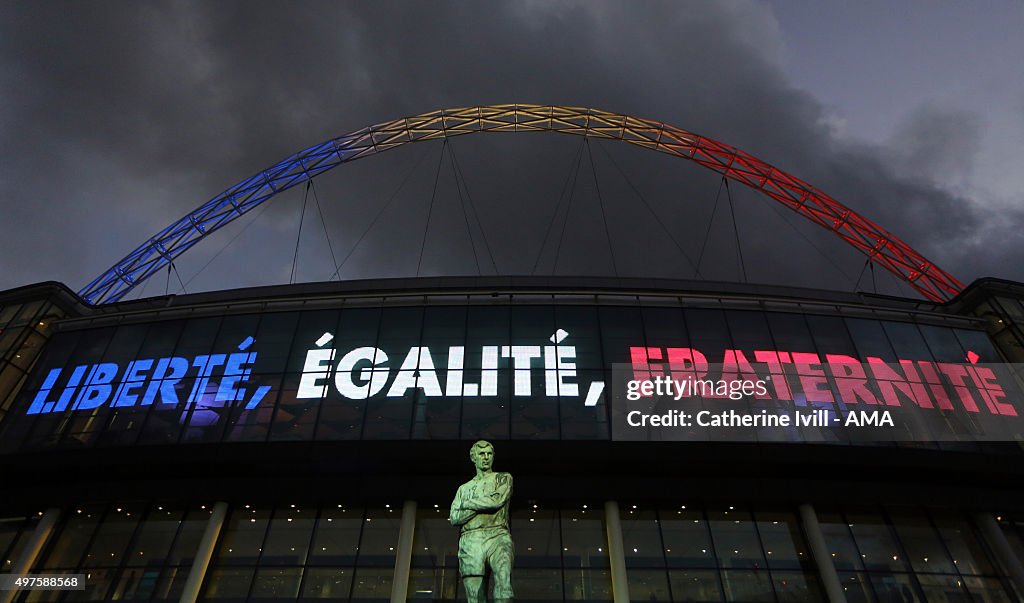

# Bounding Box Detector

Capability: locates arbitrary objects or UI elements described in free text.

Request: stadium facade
[3,105,1024,603]
[1,275,1024,603]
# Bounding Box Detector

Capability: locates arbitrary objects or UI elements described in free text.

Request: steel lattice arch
[79,104,965,304]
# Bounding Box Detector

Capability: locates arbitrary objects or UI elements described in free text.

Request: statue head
[469,440,495,473]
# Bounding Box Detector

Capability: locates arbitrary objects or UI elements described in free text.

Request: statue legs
[463,577,486,603]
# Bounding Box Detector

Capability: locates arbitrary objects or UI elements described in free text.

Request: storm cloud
[1,1,1020,300]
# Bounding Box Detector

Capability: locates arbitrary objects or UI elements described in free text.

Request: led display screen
[0,303,1019,451]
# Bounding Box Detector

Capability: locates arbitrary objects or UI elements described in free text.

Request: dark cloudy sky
[1,1,1022,301]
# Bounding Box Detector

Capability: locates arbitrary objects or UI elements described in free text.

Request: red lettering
[792,352,834,403]
[937,363,981,413]
[629,347,660,383]
[666,347,707,381]
[965,366,1017,416]
[754,350,792,400]
[867,358,932,408]
[916,362,954,410]
[722,349,770,399]
[826,354,879,405]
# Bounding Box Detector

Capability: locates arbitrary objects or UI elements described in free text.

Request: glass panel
[270,373,320,441]
[349,567,392,602]
[513,567,563,601]
[805,314,857,356]
[846,512,906,572]
[931,513,996,576]
[767,313,815,352]
[627,569,671,601]
[167,507,213,566]
[202,567,256,600]
[287,311,343,375]
[0,514,38,572]
[111,566,162,601]
[719,569,774,602]
[300,567,353,600]
[40,505,103,569]
[125,506,186,567]
[771,570,822,602]
[356,507,400,568]
[963,576,1014,603]
[919,325,969,363]
[888,510,955,574]
[308,506,362,566]
[667,568,722,602]
[953,329,1003,364]
[561,506,608,569]
[845,319,896,360]
[260,505,315,566]
[408,505,460,599]
[250,566,303,601]
[252,313,301,375]
[866,573,919,602]
[514,508,561,568]
[599,306,643,366]
[407,566,458,600]
[755,511,810,571]
[557,306,602,370]
[215,507,271,566]
[726,310,774,350]
[818,513,866,571]
[81,504,142,568]
[11,331,46,370]
[881,322,933,360]
[172,317,222,359]
[916,573,969,602]
[67,566,115,601]
[622,511,665,568]
[153,565,190,602]
[661,509,716,569]
[708,508,767,570]
[565,569,611,602]
[836,571,876,603]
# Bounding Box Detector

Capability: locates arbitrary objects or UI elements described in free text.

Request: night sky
[1,1,1022,301]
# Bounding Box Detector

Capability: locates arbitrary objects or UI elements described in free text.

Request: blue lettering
[218,352,256,402]
[112,359,154,407]
[141,357,189,405]
[27,369,62,414]
[54,365,88,413]
[188,354,227,403]
[72,363,119,410]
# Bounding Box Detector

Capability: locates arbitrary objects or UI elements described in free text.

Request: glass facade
[0,298,65,424]
[4,502,1020,602]
[2,283,1023,602]
[820,508,1016,602]
[0,300,1005,453]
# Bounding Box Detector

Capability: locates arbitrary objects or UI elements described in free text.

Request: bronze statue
[449,440,514,602]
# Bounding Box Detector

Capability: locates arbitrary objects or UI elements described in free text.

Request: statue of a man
[449,440,514,603]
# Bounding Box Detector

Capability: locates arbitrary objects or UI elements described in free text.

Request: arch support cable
[80,105,964,304]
